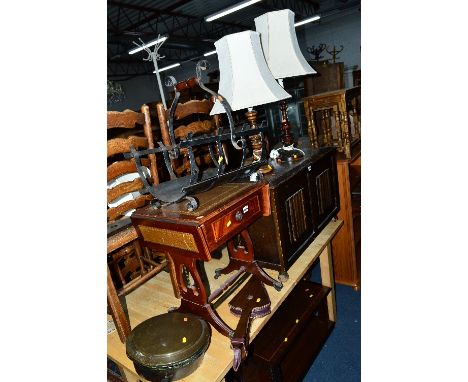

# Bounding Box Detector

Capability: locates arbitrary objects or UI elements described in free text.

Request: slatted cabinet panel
[307,160,339,234]
[275,173,314,265]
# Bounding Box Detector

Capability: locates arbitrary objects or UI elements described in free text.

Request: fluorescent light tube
[203,50,217,56]
[205,0,262,22]
[294,15,321,27]
[153,63,180,73]
[129,36,168,55]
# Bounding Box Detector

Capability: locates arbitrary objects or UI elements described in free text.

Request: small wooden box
[304,62,345,96]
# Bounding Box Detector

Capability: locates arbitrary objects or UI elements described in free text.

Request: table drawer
[203,193,262,251]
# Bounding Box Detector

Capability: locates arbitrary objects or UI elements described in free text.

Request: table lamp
[255,9,316,162]
[210,30,291,173]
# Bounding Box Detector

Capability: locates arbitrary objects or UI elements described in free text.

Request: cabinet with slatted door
[248,139,339,281]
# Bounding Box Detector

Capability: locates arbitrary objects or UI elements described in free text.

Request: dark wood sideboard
[248,138,340,281]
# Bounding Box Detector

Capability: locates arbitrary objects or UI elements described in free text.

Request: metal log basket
[124,61,268,211]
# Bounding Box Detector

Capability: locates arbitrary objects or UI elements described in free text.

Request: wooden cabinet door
[307,154,340,233]
[273,168,314,265]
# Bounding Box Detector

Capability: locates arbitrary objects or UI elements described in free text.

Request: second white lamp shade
[210,30,291,115]
[254,9,316,79]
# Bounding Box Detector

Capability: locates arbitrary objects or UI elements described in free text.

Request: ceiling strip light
[153,63,181,73]
[203,50,217,57]
[205,0,262,22]
[294,15,321,27]
[129,36,168,55]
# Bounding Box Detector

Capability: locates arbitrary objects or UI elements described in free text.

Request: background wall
[109,8,360,111]
[109,55,219,111]
[109,75,160,112]
[297,8,361,87]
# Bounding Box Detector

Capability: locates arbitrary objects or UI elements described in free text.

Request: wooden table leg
[319,243,336,322]
[214,230,283,291]
[167,252,235,337]
[176,299,234,337]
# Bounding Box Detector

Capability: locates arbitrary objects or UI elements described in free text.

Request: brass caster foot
[214,268,222,279]
[272,280,283,291]
[278,271,289,283]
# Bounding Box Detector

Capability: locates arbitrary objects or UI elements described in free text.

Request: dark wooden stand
[131,182,281,338]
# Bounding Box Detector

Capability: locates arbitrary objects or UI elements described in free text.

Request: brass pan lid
[126,312,211,369]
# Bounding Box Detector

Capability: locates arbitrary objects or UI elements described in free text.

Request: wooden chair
[107,105,167,342]
[156,97,227,177]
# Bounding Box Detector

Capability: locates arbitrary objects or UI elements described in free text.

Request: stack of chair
[107,104,167,342]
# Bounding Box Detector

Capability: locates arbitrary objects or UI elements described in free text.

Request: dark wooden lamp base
[275,100,304,163]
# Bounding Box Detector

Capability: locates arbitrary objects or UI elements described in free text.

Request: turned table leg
[215,230,283,291]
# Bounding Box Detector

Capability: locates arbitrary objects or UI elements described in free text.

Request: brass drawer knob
[235,211,243,222]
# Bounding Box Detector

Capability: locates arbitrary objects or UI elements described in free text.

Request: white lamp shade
[254,9,316,79]
[210,30,291,115]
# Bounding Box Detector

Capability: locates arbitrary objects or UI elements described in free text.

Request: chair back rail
[156,95,226,177]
